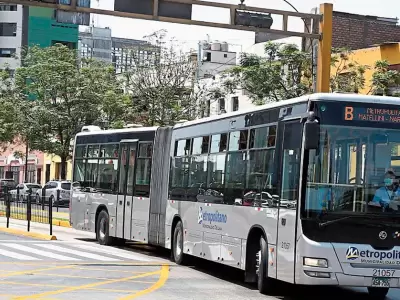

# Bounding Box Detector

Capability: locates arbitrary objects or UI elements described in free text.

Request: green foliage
[229,42,312,104]
[3,44,132,179]
[330,48,367,93]
[370,60,400,96]
[124,30,200,126]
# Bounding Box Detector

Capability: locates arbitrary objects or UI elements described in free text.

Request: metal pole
[24,141,28,183]
[49,190,53,235]
[57,189,60,212]
[27,190,31,232]
[5,186,9,228]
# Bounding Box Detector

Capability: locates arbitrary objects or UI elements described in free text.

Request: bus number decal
[281,242,290,250]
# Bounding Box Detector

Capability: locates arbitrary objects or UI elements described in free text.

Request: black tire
[172,221,185,265]
[115,238,126,247]
[257,235,272,294]
[368,287,389,299]
[96,210,114,245]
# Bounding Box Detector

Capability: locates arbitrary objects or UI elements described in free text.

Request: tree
[330,48,367,93]
[370,60,400,96]
[228,43,368,104]
[229,42,313,104]
[0,68,21,146]
[123,30,200,126]
[13,44,130,179]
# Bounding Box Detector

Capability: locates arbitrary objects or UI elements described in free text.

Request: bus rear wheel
[172,221,185,265]
[96,210,113,246]
[257,235,272,294]
[367,287,389,299]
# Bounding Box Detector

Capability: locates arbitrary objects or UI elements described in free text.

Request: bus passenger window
[192,136,209,155]
[176,139,191,156]
[87,145,100,158]
[135,143,153,197]
[73,159,85,184]
[85,159,99,188]
[210,133,228,153]
[170,157,191,200]
[224,152,246,204]
[97,159,118,193]
[228,130,248,151]
[281,122,302,202]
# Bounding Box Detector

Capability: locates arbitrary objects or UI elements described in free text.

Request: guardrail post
[16,186,19,203]
[56,189,60,212]
[5,186,9,228]
[49,191,53,236]
[27,189,32,232]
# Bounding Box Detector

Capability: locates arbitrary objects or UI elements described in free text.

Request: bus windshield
[304,124,400,217]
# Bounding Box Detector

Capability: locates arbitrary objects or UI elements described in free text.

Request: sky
[81,0,400,54]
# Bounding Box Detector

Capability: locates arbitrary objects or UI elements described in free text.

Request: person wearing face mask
[371,171,400,211]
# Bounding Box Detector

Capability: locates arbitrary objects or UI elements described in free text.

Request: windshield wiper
[317,214,400,228]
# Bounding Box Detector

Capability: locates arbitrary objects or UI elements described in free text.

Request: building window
[224,54,228,58]
[205,100,210,117]
[0,48,16,58]
[218,98,226,114]
[27,164,36,183]
[0,23,16,37]
[0,5,17,11]
[10,166,20,184]
[232,96,239,111]
[0,166,4,178]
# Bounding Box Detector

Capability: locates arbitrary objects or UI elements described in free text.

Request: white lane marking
[0,247,40,260]
[0,243,81,261]
[34,244,121,261]
[70,244,151,262]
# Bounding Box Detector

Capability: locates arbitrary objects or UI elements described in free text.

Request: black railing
[0,186,53,235]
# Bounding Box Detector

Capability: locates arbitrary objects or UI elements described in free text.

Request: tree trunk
[60,156,67,180]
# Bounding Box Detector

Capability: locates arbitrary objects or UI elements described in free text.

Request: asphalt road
[0,232,398,300]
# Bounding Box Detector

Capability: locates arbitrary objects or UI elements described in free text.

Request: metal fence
[0,186,53,235]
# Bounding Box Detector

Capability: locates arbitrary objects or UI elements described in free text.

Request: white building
[0,3,23,74]
[196,41,258,118]
[197,41,237,79]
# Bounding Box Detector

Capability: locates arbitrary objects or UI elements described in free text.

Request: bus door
[116,139,138,240]
[276,120,303,283]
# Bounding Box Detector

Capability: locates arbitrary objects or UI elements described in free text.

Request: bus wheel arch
[95,206,113,246]
[245,226,267,283]
[171,215,185,264]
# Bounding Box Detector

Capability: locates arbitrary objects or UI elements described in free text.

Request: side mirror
[304,120,320,150]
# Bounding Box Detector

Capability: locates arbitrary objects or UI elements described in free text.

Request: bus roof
[75,126,159,137]
[174,93,400,129]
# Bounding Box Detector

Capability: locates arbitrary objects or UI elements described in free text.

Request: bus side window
[135,143,153,197]
[281,122,302,202]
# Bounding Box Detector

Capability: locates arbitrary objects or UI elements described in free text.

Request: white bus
[71,93,400,299]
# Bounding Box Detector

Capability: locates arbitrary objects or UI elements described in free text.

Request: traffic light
[234,10,273,28]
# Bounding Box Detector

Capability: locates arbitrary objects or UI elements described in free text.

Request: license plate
[372,277,390,287]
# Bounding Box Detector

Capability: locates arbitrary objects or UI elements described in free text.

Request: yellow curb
[52,220,71,228]
[0,227,57,240]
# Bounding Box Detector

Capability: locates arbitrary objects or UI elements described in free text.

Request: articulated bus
[71,93,400,299]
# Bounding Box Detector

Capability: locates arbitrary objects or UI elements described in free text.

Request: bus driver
[371,171,400,211]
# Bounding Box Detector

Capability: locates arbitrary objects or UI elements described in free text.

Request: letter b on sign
[345,107,354,120]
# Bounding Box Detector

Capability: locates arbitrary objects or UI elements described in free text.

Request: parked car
[35,180,71,207]
[0,179,17,199]
[9,183,42,202]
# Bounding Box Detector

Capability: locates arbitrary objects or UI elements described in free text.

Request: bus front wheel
[172,221,185,265]
[367,287,389,299]
[257,235,272,294]
[96,210,113,246]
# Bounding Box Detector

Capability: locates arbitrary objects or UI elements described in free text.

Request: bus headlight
[303,257,328,268]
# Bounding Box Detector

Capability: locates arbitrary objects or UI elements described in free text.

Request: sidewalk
[0,217,95,241]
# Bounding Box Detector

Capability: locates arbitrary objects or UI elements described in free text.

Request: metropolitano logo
[346,246,360,260]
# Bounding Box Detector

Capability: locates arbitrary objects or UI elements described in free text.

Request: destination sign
[344,106,400,123]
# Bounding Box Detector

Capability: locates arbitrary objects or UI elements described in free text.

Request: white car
[10,183,42,202]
